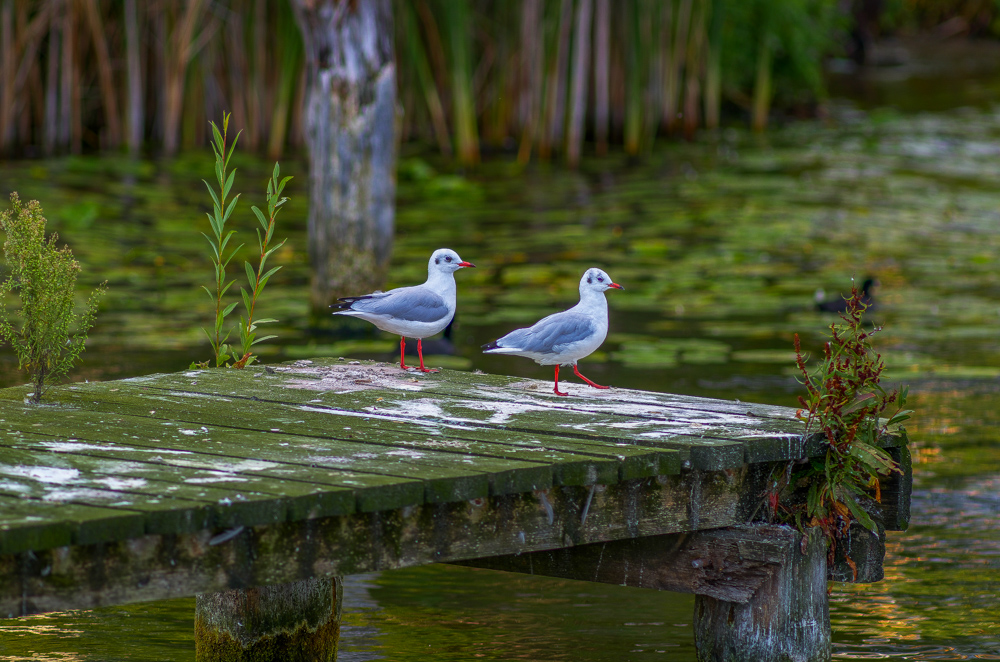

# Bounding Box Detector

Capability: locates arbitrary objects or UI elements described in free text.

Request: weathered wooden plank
[458,521,887,589]
[829,520,886,584]
[145,360,805,423]
[110,376,753,471]
[3,389,617,497]
[131,366,813,465]
[43,380,685,483]
[0,400,550,507]
[878,444,911,531]
[1,467,771,617]
[0,407,427,514]
[0,445,353,528]
[0,495,145,555]
[0,429,392,512]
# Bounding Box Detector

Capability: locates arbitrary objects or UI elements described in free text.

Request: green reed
[233,163,290,369]
[200,113,242,367]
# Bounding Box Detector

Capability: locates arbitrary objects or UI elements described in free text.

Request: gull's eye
[597,276,604,282]
[445,256,452,262]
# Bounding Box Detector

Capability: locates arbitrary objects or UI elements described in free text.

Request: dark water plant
[772,282,911,567]
[0,193,106,403]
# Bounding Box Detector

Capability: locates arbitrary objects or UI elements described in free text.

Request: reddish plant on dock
[772,281,911,563]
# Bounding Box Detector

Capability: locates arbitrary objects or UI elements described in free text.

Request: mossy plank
[2,467,770,616]
[0,400,543,507]
[126,380,685,481]
[0,495,144,555]
[145,361,803,423]
[9,389,607,496]
[0,406,429,513]
[0,444,353,524]
[131,370,815,469]
[98,379,748,471]
[0,447,292,533]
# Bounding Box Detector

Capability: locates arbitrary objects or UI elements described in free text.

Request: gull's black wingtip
[481,340,500,352]
[330,295,373,312]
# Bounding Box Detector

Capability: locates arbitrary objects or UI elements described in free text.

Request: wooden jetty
[0,358,911,661]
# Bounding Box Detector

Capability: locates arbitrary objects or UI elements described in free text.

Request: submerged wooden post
[693,527,829,662]
[195,577,343,662]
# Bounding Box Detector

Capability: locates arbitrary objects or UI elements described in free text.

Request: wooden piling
[693,527,830,662]
[195,577,343,662]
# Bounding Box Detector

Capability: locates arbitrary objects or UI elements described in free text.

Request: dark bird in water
[815,277,876,313]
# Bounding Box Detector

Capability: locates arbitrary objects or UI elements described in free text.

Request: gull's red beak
[609,282,624,290]
[458,261,476,268]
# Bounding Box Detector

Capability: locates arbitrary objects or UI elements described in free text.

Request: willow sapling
[0,193,107,403]
[232,163,291,369]
[201,112,243,367]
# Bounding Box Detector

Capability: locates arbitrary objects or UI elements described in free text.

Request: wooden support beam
[458,525,832,661]
[454,521,884,591]
[195,577,342,662]
[879,444,912,532]
[455,525,795,602]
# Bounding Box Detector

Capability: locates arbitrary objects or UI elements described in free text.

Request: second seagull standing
[483,268,623,396]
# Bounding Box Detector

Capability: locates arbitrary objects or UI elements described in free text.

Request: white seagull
[483,268,623,396]
[333,248,475,372]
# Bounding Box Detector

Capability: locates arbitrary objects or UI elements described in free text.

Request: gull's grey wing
[344,286,450,323]
[496,312,596,354]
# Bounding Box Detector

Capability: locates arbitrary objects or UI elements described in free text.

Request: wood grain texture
[694,527,831,662]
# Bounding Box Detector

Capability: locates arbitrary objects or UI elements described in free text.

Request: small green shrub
[0,193,107,403]
[771,282,911,569]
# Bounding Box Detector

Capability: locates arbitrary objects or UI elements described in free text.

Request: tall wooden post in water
[291,0,397,311]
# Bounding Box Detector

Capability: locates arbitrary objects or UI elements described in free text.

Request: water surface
[2,96,1000,661]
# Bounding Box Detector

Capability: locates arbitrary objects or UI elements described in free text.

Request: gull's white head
[429,248,476,275]
[580,267,623,294]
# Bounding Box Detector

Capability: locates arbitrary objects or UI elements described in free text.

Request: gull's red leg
[553,365,568,396]
[399,336,408,369]
[417,339,439,373]
[573,364,609,389]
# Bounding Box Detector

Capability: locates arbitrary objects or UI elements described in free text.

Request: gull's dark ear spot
[435,257,440,264]
[587,275,593,284]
